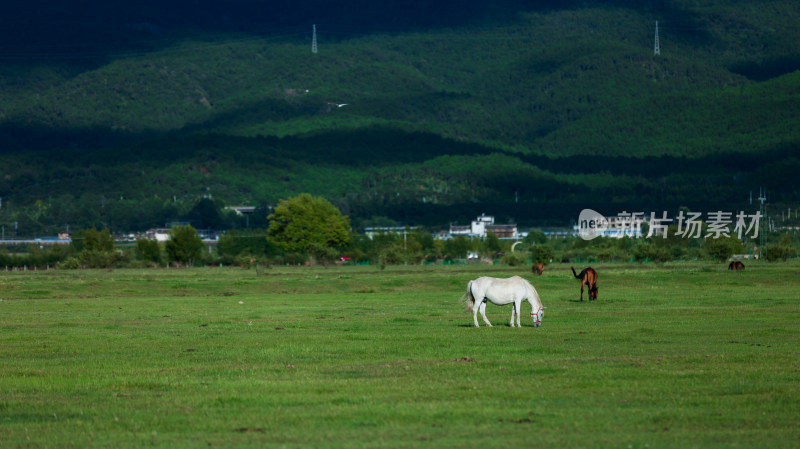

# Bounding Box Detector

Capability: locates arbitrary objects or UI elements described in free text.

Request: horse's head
[530,308,544,327]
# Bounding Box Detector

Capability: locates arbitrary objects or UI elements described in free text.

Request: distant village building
[225,206,257,215]
[145,229,171,242]
[363,227,416,239]
[449,214,518,239]
[608,213,644,238]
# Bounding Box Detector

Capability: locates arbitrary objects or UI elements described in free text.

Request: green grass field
[1,262,798,448]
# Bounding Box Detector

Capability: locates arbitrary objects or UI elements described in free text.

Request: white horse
[460,276,544,328]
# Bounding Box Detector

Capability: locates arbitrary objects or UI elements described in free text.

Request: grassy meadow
[1,262,798,448]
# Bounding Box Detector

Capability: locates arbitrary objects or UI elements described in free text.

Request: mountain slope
[0,1,798,232]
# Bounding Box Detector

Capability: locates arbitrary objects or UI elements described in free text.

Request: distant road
[0,239,71,245]
[0,238,217,245]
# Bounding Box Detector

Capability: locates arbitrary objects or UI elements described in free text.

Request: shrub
[502,251,527,266]
[765,245,794,262]
[633,243,671,263]
[135,239,163,265]
[59,257,82,270]
[705,235,743,261]
[530,245,555,263]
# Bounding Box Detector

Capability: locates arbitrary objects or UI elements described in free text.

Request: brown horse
[571,266,598,301]
[532,262,545,275]
[728,261,745,270]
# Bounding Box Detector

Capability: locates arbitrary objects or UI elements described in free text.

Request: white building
[449,214,518,239]
[145,229,171,242]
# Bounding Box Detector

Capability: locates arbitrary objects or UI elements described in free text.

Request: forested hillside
[0,0,798,234]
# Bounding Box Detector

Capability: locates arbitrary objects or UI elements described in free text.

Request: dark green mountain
[1,1,798,234]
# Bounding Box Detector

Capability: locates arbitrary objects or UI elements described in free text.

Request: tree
[165,225,204,266]
[73,227,123,268]
[485,231,502,255]
[704,235,742,261]
[524,229,547,245]
[530,245,555,264]
[78,227,114,252]
[266,194,351,262]
[135,239,163,265]
[444,235,470,260]
[633,242,671,263]
[183,198,223,230]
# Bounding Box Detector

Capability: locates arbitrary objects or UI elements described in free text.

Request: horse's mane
[518,276,543,308]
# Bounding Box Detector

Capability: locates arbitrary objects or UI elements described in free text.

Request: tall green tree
[267,194,351,262]
[135,239,163,265]
[74,227,123,268]
[485,231,502,255]
[165,225,204,266]
[444,235,471,260]
[79,228,115,252]
[183,198,223,230]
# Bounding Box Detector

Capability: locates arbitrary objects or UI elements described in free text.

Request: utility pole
[653,21,660,56]
[312,24,318,54]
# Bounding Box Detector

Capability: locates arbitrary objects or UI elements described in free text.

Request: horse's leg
[511,299,522,327]
[580,280,585,301]
[515,300,522,327]
[473,302,481,327]
[479,301,492,327]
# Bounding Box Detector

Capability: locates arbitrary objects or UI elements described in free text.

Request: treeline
[1,127,797,234]
[2,223,797,270]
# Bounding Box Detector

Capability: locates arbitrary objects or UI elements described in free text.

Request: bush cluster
[2,225,797,270]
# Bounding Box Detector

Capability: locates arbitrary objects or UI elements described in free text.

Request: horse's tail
[571,266,581,279]
[460,281,476,313]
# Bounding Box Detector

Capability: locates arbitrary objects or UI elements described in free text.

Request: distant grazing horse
[460,276,545,328]
[532,262,545,275]
[728,261,745,270]
[571,266,598,301]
